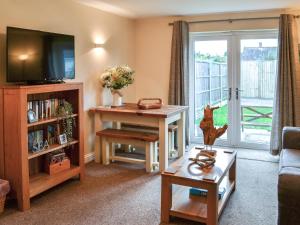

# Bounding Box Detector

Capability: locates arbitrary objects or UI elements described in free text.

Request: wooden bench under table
[96,129,159,172]
[122,123,178,157]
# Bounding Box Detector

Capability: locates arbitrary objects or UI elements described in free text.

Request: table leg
[229,157,237,191]
[177,111,186,157]
[113,121,122,150]
[110,142,115,163]
[145,142,153,172]
[207,184,218,225]
[153,141,158,165]
[94,113,103,163]
[161,176,172,223]
[102,137,110,165]
[159,119,169,172]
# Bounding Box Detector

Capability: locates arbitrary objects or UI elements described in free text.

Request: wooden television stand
[0,82,85,211]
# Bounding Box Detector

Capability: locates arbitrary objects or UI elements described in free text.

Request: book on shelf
[27,98,62,121]
[189,187,226,200]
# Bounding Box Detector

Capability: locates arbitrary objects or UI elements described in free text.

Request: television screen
[6,27,75,83]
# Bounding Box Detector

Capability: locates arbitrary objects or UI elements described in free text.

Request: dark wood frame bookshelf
[0,82,85,211]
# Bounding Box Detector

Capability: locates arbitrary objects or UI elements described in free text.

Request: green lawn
[195,105,272,131]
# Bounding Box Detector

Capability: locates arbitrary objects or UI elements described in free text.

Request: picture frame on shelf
[27,110,38,123]
[28,130,44,152]
[58,133,68,145]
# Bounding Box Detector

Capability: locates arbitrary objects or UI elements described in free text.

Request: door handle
[223,88,232,101]
[235,88,243,100]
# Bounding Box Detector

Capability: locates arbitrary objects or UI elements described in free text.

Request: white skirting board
[84,152,95,163]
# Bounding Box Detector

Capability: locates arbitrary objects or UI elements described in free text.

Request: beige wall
[0,0,136,156]
[134,9,300,104]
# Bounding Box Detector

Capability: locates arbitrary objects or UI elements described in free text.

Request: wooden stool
[96,129,159,172]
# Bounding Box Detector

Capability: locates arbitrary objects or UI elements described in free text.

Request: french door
[190,31,278,149]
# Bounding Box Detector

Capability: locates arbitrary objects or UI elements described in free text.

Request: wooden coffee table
[161,147,237,225]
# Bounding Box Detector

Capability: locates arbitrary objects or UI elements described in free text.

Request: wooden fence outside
[240,60,277,99]
[195,61,227,114]
[195,60,277,118]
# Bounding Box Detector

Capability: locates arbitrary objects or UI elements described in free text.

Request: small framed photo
[58,133,68,145]
[28,130,44,152]
[27,110,38,123]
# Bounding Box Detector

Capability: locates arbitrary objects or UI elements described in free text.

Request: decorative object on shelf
[188,152,216,169]
[28,130,44,152]
[137,98,163,110]
[58,133,68,145]
[56,100,75,141]
[43,140,49,149]
[199,105,228,150]
[99,65,135,107]
[27,110,38,123]
[45,150,70,175]
[0,179,10,214]
[46,149,66,164]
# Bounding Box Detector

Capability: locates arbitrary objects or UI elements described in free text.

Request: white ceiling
[77,0,300,18]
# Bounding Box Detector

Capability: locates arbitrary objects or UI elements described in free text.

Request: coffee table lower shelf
[169,177,235,223]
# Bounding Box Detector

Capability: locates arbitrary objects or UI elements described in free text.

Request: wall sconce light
[94,43,105,48]
[19,54,29,61]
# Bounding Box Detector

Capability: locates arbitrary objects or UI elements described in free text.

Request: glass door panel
[193,39,229,143]
[190,32,278,149]
[239,38,278,145]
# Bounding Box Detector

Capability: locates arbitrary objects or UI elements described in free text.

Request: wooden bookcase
[0,82,84,211]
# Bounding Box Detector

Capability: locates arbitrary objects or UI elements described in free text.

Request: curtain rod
[168,15,300,26]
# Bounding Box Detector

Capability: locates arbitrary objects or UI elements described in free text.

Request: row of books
[27,99,65,120]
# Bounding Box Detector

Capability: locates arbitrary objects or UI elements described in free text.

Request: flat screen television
[6,27,75,83]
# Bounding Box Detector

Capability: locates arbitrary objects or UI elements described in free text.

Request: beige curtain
[270,14,300,155]
[168,20,189,146]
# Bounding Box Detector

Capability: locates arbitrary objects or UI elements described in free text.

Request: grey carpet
[0,157,278,225]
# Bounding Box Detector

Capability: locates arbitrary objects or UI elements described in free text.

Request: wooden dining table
[90,103,188,172]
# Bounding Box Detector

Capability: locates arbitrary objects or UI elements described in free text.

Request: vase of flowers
[102,87,113,107]
[111,90,123,107]
[99,65,134,107]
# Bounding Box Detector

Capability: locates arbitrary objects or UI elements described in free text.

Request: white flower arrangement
[99,65,134,91]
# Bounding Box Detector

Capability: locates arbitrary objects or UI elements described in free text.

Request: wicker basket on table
[0,179,10,214]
